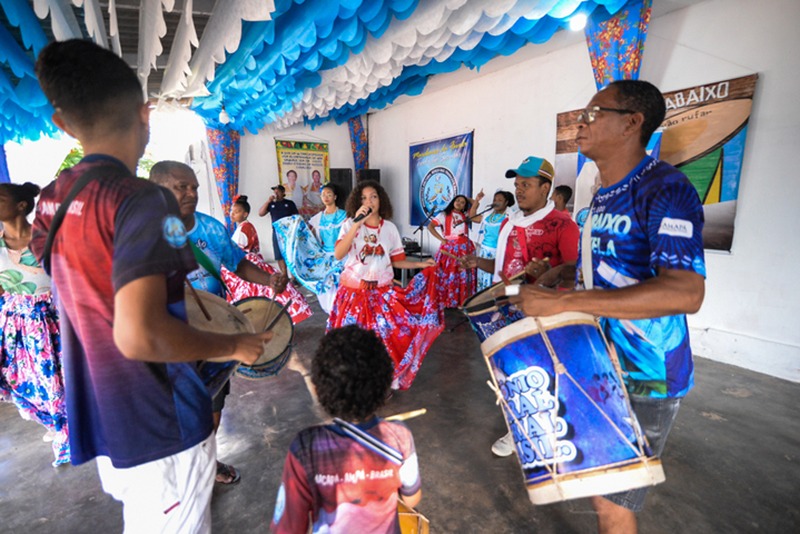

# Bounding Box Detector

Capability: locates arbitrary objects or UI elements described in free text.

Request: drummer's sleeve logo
[162,215,188,248]
[658,217,693,238]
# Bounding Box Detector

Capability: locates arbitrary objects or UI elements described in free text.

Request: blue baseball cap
[505,156,555,181]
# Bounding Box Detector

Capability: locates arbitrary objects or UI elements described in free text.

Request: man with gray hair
[512,80,706,534]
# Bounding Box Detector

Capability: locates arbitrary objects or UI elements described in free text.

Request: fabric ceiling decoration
[0,145,11,183]
[192,0,629,132]
[0,0,57,146]
[2,0,638,145]
[191,0,421,131]
[585,0,652,89]
[347,115,368,172]
[206,126,240,230]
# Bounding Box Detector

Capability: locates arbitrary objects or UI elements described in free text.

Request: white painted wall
[238,0,799,381]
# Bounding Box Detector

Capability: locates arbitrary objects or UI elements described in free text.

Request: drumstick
[385,408,427,421]
[500,268,527,286]
[439,250,458,260]
[185,279,212,321]
[262,293,278,330]
[264,299,292,333]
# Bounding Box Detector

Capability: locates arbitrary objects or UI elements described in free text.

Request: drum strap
[189,241,229,292]
[41,167,105,275]
[332,418,403,465]
[580,203,594,290]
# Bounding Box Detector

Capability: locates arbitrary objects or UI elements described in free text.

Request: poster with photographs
[275,139,330,219]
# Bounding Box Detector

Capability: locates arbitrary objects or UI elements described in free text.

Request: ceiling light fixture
[569,14,587,31]
[219,106,231,124]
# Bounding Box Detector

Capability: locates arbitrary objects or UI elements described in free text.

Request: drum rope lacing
[593,318,662,483]
[534,317,651,462]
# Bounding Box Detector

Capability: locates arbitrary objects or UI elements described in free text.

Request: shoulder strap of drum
[41,168,103,275]
[332,418,403,465]
[580,202,594,290]
[188,241,231,296]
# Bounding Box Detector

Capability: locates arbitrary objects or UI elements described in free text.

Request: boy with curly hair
[271,325,422,533]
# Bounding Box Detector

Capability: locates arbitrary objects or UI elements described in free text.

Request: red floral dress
[222,221,312,324]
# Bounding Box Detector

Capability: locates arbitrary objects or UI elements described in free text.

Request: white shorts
[96,433,216,534]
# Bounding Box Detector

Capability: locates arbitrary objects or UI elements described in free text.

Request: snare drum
[186,289,254,397]
[463,277,525,342]
[481,312,665,505]
[233,297,294,379]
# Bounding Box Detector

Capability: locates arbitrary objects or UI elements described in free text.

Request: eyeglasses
[577,106,636,124]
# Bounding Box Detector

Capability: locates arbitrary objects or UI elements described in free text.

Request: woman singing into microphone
[327,181,443,391]
[427,194,476,308]
[469,190,515,291]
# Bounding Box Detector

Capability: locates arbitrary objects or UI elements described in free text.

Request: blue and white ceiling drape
[1,0,644,146]
[191,0,633,132]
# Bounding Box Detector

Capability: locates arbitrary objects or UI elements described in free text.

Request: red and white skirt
[434,235,476,308]
[221,252,313,325]
[326,267,443,391]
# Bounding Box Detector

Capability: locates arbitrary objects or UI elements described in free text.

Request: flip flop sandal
[216,461,241,485]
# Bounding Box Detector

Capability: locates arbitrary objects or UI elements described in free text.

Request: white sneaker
[491,431,516,457]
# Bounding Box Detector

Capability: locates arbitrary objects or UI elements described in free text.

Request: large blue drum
[479,312,665,504]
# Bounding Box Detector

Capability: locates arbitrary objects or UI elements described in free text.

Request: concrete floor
[1,297,798,533]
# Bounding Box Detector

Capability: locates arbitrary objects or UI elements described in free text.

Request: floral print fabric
[221,252,313,325]
[327,268,443,391]
[273,214,344,314]
[0,292,68,465]
[585,0,652,89]
[434,236,476,308]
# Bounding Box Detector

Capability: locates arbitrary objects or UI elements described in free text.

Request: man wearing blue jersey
[151,161,287,485]
[513,80,706,534]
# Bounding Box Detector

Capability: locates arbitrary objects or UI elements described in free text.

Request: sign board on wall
[555,74,758,251]
[409,132,473,227]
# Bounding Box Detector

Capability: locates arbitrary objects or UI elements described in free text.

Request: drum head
[234,297,294,368]
[186,289,254,362]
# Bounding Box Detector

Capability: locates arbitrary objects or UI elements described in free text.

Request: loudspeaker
[357,168,380,183]
[328,168,353,208]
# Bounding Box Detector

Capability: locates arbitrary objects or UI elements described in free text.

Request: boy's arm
[114,274,267,364]
[399,489,422,508]
[398,448,422,508]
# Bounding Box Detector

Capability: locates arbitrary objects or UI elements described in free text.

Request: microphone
[454,204,495,227]
[353,207,372,223]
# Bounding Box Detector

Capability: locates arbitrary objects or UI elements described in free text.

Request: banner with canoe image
[555,74,758,251]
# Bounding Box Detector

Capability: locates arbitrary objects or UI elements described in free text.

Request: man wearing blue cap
[511,80,706,534]
[461,155,580,455]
